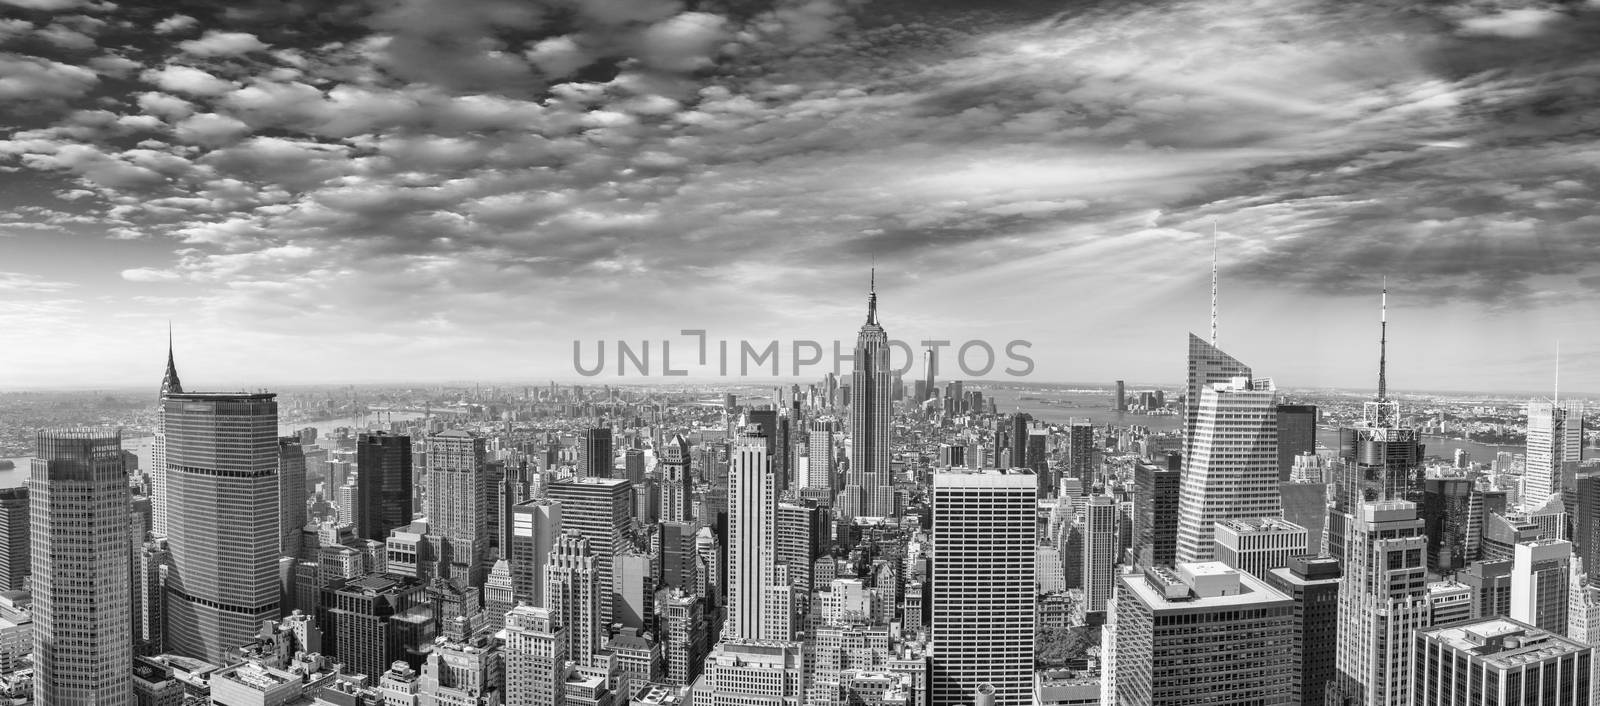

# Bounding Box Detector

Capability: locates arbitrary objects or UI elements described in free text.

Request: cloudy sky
[1,0,1597,394]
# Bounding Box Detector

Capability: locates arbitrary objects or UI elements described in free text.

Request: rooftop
[1216,517,1306,534]
[1423,618,1588,669]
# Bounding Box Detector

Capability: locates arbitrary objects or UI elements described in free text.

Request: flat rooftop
[1122,566,1291,611]
[1424,618,1588,669]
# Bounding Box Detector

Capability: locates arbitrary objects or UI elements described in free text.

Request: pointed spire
[1555,340,1561,406]
[1377,278,1388,402]
[866,267,878,325]
[1210,222,1219,347]
[161,321,184,398]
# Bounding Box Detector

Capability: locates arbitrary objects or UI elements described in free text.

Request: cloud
[0,54,99,102]
[1457,8,1565,38]
[178,31,269,57]
[121,267,182,282]
[142,65,235,96]
[35,23,97,51]
[154,15,198,34]
[0,0,93,9]
[0,271,75,292]
[638,12,730,72]
[174,113,252,147]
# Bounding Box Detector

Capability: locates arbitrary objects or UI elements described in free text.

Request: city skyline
[2,0,1599,392]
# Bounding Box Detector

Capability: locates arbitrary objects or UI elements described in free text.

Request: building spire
[1377,278,1388,402]
[1555,340,1561,406]
[161,321,184,398]
[1210,222,1218,347]
[866,267,878,325]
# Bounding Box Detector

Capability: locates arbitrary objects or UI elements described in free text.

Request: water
[982,387,1183,432]
[280,411,430,444]
[1313,428,1522,462]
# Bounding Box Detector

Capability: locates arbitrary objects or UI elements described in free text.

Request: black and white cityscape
[4,0,1600,704]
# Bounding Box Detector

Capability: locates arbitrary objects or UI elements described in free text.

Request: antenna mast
[1210,222,1218,347]
[1378,277,1388,402]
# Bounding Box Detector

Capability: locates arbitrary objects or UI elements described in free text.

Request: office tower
[1423,478,1475,574]
[277,438,307,557]
[1009,413,1033,469]
[923,347,937,402]
[1082,495,1117,619]
[424,430,490,586]
[135,539,168,652]
[0,489,27,592]
[658,589,707,686]
[29,429,135,704]
[356,432,413,543]
[1173,376,1282,563]
[1525,401,1584,514]
[164,391,281,664]
[776,502,823,603]
[1275,404,1316,482]
[1027,430,1050,498]
[1568,559,1600,646]
[1413,617,1592,706]
[807,417,839,495]
[504,605,567,706]
[930,469,1036,706]
[1512,539,1572,634]
[1183,334,1251,464]
[546,531,600,667]
[152,332,182,539]
[1133,460,1179,568]
[337,480,360,528]
[624,448,645,485]
[508,499,561,609]
[1266,555,1342,706]
[615,550,655,630]
[418,634,502,705]
[849,272,893,518]
[1326,287,1424,562]
[1212,517,1308,580]
[545,477,631,628]
[1330,501,1430,706]
[659,434,692,524]
[325,573,428,681]
[579,426,613,480]
[728,426,777,641]
[484,560,514,625]
[1425,581,1473,629]
[1115,380,1126,411]
[691,639,806,705]
[1068,423,1094,489]
[1109,562,1294,706]
[1463,559,1515,619]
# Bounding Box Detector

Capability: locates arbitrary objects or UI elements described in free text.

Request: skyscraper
[277,438,307,557]
[544,477,631,629]
[356,432,413,543]
[1265,555,1342,706]
[1212,517,1308,580]
[0,488,28,592]
[1133,460,1179,568]
[806,417,839,495]
[1183,334,1251,465]
[930,469,1035,706]
[423,430,489,586]
[1275,404,1316,482]
[30,428,134,704]
[1525,401,1584,514]
[848,271,893,518]
[545,531,600,667]
[1173,376,1282,563]
[1109,563,1295,706]
[579,427,613,480]
[1068,423,1094,491]
[1511,538,1572,634]
[503,605,567,706]
[1325,286,1424,562]
[727,426,776,641]
[151,331,182,538]
[1083,495,1117,617]
[1413,617,1592,706]
[659,433,693,524]
[164,391,281,664]
[1330,501,1430,706]
[1422,477,1475,574]
[1115,379,1126,412]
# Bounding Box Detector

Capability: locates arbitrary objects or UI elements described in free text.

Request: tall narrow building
[30,428,134,704]
[164,391,281,664]
[1525,400,1584,515]
[0,488,29,592]
[544,477,631,629]
[848,271,893,518]
[658,434,693,524]
[1330,501,1430,706]
[508,499,562,609]
[1275,404,1317,482]
[423,430,489,586]
[1173,376,1282,563]
[1133,460,1179,568]
[1183,334,1251,465]
[503,605,567,706]
[578,427,613,480]
[727,426,776,641]
[1083,495,1117,617]
[1326,286,1424,562]
[356,432,413,543]
[806,417,839,495]
[930,469,1036,706]
[151,331,182,538]
[545,531,600,667]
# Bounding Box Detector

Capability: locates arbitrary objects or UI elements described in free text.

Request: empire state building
[846,271,894,517]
